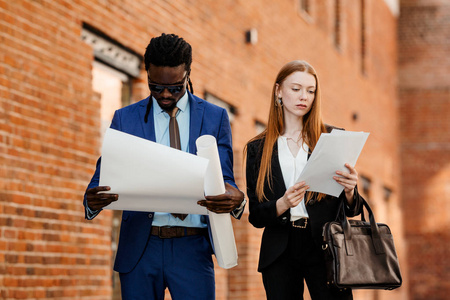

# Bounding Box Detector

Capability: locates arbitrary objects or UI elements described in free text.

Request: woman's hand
[333,163,358,205]
[276,181,309,216]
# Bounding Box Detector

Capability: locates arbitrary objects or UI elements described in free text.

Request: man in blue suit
[84,33,246,300]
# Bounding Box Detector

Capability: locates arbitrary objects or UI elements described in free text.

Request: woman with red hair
[245,60,364,299]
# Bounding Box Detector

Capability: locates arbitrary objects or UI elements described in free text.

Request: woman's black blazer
[246,126,363,272]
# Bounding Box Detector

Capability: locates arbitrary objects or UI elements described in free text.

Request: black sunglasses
[148,75,188,94]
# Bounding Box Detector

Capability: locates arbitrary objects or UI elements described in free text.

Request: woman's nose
[299,89,307,100]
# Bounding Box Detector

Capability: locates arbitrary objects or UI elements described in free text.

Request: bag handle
[332,199,366,223]
[338,199,385,255]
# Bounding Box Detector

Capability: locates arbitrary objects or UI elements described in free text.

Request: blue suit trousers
[119,234,215,300]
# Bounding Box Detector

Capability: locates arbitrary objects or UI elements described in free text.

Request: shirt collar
[152,91,189,115]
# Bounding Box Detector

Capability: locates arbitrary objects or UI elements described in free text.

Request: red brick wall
[0,0,409,299]
[398,0,450,299]
[0,0,111,298]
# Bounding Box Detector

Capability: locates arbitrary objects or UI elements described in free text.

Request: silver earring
[278,97,283,106]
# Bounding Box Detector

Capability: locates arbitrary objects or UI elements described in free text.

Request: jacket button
[148,213,153,218]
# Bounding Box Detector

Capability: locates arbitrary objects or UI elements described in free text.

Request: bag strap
[361,199,385,254]
[338,198,385,255]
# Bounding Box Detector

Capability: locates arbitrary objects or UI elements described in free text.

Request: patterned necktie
[168,107,188,221]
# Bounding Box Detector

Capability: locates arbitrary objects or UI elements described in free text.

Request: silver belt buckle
[292,217,308,228]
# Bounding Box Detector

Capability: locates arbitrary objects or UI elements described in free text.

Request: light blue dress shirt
[151,92,207,228]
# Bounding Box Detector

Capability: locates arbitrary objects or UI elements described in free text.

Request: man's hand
[197,183,244,214]
[86,186,118,211]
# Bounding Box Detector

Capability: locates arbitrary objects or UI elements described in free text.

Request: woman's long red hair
[247,60,327,202]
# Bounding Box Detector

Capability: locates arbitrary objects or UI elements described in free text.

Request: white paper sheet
[196,135,238,269]
[99,129,239,269]
[295,129,369,197]
[100,128,209,215]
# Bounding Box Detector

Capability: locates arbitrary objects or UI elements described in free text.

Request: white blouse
[277,136,309,221]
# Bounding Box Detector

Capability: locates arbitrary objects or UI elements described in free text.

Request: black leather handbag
[322,199,402,290]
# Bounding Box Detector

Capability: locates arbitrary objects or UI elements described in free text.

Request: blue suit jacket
[84,92,239,273]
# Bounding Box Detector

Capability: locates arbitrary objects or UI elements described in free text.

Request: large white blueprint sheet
[296,129,369,197]
[99,128,209,214]
[99,128,238,269]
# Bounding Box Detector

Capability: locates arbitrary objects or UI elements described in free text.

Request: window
[300,0,311,15]
[255,120,266,135]
[81,25,141,77]
[383,186,392,203]
[91,61,129,300]
[334,0,342,49]
[82,25,140,300]
[204,92,241,183]
[361,0,367,74]
[204,92,236,123]
[92,62,131,136]
[381,186,393,226]
[359,175,371,200]
[298,0,313,23]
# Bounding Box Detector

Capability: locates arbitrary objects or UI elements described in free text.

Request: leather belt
[292,217,309,229]
[151,226,208,239]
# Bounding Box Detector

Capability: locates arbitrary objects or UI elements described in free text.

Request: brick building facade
[0,0,445,299]
[398,0,450,299]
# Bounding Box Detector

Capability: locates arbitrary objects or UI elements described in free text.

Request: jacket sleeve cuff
[342,186,363,217]
[277,209,290,225]
[85,205,101,220]
[231,198,246,219]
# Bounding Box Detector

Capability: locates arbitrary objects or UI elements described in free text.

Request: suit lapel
[139,97,156,142]
[188,93,205,154]
[271,140,288,195]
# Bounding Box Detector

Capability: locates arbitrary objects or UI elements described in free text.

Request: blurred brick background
[0,0,448,299]
[398,0,450,299]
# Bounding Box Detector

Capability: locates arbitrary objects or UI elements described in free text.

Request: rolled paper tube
[196,135,238,269]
